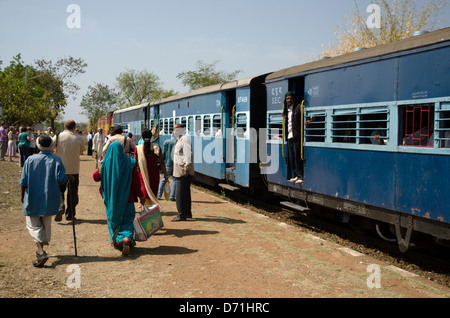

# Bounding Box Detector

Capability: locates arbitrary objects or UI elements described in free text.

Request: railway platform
[0,156,449,300]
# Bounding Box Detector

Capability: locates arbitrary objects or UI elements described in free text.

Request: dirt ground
[1,154,449,299]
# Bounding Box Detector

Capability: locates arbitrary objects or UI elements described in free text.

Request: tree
[115,69,177,107]
[80,83,119,130]
[320,0,448,58]
[177,60,243,91]
[0,54,51,127]
[34,57,87,129]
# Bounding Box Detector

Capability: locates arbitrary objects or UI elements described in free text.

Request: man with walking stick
[53,120,85,222]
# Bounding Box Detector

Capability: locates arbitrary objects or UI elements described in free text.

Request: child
[20,135,68,267]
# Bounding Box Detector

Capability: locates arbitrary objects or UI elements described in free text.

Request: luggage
[163,181,171,201]
[133,205,164,241]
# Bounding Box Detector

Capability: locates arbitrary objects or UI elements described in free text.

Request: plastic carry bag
[133,205,164,241]
[163,181,171,201]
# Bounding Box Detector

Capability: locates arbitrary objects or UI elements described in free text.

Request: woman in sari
[134,130,167,205]
[93,141,145,256]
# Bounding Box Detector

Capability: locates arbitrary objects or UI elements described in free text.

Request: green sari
[100,142,136,247]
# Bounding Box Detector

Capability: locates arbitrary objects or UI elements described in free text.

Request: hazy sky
[1,0,449,123]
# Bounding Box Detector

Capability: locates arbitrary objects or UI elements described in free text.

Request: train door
[288,77,305,183]
[224,89,236,183]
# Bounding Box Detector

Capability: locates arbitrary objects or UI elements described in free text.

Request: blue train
[113,28,450,252]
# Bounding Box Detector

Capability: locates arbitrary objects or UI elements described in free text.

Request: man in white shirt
[92,128,106,169]
[53,120,86,221]
[172,124,194,221]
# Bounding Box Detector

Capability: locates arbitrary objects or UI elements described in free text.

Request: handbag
[133,204,164,241]
[163,181,171,201]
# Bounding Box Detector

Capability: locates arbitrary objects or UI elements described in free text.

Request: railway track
[193,182,450,288]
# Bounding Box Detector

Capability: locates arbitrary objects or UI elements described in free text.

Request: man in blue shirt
[20,135,68,267]
[157,136,177,201]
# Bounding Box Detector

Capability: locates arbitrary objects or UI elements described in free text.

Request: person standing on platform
[172,124,194,221]
[157,134,176,201]
[92,128,106,169]
[87,131,93,156]
[20,135,68,267]
[93,141,145,256]
[0,122,8,161]
[53,120,85,222]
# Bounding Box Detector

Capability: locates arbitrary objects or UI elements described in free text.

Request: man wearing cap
[283,91,303,184]
[172,124,194,221]
[20,135,68,267]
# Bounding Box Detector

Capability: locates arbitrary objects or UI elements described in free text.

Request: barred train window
[332,111,356,143]
[188,116,194,135]
[212,115,221,135]
[436,104,450,148]
[268,112,283,141]
[305,112,326,142]
[236,113,247,138]
[399,104,434,147]
[203,115,211,135]
[330,108,388,144]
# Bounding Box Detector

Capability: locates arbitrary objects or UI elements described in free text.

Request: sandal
[32,251,48,268]
[122,238,131,256]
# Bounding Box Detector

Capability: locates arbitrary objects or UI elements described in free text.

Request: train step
[280,201,310,212]
[218,183,240,191]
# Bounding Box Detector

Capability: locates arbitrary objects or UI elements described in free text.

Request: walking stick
[68,177,78,257]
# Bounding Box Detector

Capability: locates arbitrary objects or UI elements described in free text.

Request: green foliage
[177,60,242,91]
[0,54,87,129]
[80,83,119,130]
[115,69,177,107]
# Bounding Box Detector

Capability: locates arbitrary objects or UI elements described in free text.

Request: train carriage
[152,74,268,189]
[263,28,450,251]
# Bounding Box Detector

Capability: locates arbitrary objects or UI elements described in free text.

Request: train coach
[263,27,450,252]
[114,74,269,190]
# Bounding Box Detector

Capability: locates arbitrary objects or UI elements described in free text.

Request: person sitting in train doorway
[283,91,303,184]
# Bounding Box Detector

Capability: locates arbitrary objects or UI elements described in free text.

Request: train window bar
[400,104,434,147]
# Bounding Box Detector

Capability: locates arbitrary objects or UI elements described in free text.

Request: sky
[1,0,449,123]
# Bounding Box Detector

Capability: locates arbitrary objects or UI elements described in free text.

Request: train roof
[149,73,269,106]
[113,102,149,114]
[266,27,450,82]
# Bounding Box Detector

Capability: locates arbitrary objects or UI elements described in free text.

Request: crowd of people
[8,119,194,267]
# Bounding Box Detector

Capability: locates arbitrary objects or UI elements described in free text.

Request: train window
[159,119,163,134]
[332,111,357,143]
[188,116,194,135]
[164,119,169,134]
[305,112,326,142]
[436,105,450,148]
[203,116,211,135]
[359,109,389,145]
[399,104,434,147]
[181,117,187,130]
[212,115,221,136]
[268,112,283,142]
[168,118,174,134]
[195,116,202,135]
[175,117,180,125]
[236,113,247,139]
